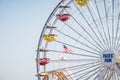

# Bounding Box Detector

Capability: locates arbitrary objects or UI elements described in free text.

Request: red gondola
[56,14,70,22]
[39,58,50,66]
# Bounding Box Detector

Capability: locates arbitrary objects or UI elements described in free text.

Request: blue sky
[0,0,59,80]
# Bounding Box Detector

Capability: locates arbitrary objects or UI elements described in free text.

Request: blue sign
[103,54,113,62]
[101,50,116,67]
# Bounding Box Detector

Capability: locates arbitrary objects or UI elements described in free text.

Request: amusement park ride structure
[36,0,120,80]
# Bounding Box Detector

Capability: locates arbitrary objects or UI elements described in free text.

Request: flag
[63,45,72,53]
[60,56,65,60]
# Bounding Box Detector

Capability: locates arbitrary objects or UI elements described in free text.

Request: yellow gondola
[44,34,57,42]
[75,0,90,6]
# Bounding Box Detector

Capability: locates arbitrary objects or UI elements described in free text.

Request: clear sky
[0,0,59,80]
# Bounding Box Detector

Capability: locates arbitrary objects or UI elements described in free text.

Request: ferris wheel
[36,0,120,80]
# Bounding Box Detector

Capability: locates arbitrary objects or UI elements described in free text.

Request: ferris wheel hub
[100,50,116,68]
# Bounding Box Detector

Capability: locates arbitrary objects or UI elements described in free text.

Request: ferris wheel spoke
[75,0,106,48]
[115,18,120,53]
[113,71,118,80]
[104,69,112,80]
[55,40,100,56]
[92,68,105,80]
[67,10,104,51]
[115,65,120,79]
[83,65,103,80]
[45,61,101,73]
[110,70,116,80]
[86,4,108,50]
[81,65,102,80]
[72,64,102,78]
[94,0,110,50]
[81,66,102,80]
[65,63,102,79]
[106,0,112,16]
[50,59,100,63]
[103,69,108,80]
[65,62,101,72]
[54,28,101,53]
[107,70,114,80]
[64,5,105,51]
[114,12,120,51]
[104,70,110,80]
[115,44,120,54]
[115,72,119,80]
[108,0,115,49]
[66,62,101,78]
[67,11,103,49]
[64,22,103,51]
[40,49,100,58]
[111,0,115,50]
[116,72,120,80]
[115,36,120,53]
[63,61,101,71]
[76,64,102,80]
[103,0,112,49]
